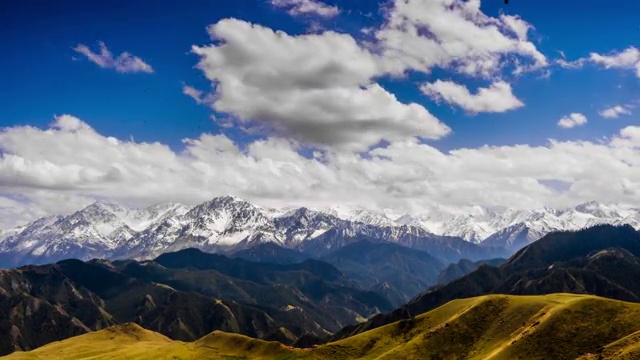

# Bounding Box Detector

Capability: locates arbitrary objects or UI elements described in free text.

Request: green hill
[6,293,640,359]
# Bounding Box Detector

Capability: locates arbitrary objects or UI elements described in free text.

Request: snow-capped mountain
[0,201,188,267]
[322,206,397,227]
[0,196,639,268]
[120,196,282,259]
[479,202,640,251]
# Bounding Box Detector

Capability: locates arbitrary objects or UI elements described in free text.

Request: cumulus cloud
[271,0,339,17]
[3,115,640,228]
[599,105,632,119]
[190,19,450,151]
[73,42,153,74]
[420,80,524,113]
[375,0,547,77]
[181,2,551,150]
[557,113,588,129]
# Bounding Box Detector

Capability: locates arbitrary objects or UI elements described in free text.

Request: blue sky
[1,0,637,150]
[0,0,639,228]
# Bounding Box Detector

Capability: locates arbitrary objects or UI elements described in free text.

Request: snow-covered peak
[180,196,273,243]
[78,201,124,218]
[199,195,250,209]
[320,204,357,220]
[273,207,339,232]
[320,206,395,227]
[187,196,263,218]
[572,201,623,219]
[348,209,396,227]
[63,202,126,238]
[119,202,190,231]
[0,200,193,266]
[265,206,298,219]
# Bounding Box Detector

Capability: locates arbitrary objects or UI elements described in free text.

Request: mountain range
[2,196,639,268]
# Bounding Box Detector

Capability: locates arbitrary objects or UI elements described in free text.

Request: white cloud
[271,0,339,17]
[499,14,531,41]
[181,3,551,151]
[590,47,640,78]
[556,58,584,69]
[191,19,450,152]
[182,85,204,103]
[182,84,215,106]
[557,47,640,78]
[599,105,632,119]
[73,42,153,74]
[420,80,524,113]
[375,0,547,77]
[4,115,640,229]
[557,113,588,129]
[0,196,49,231]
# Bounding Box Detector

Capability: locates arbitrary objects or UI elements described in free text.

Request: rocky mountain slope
[0,249,391,356]
[436,257,505,285]
[230,241,451,306]
[319,240,446,306]
[231,242,311,264]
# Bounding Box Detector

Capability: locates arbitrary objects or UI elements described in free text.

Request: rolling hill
[5,294,640,359]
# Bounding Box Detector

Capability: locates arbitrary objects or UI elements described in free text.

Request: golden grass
[6,294,640,360]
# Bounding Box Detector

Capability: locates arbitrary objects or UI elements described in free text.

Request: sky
[0,0,639,228]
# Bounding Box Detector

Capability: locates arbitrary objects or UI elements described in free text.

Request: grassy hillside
[2,323,295,360]
[6,294,640,360]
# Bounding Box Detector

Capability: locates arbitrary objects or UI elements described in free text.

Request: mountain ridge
[1,196,639,268]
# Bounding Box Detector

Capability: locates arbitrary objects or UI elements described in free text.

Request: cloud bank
[2,115,640,229]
